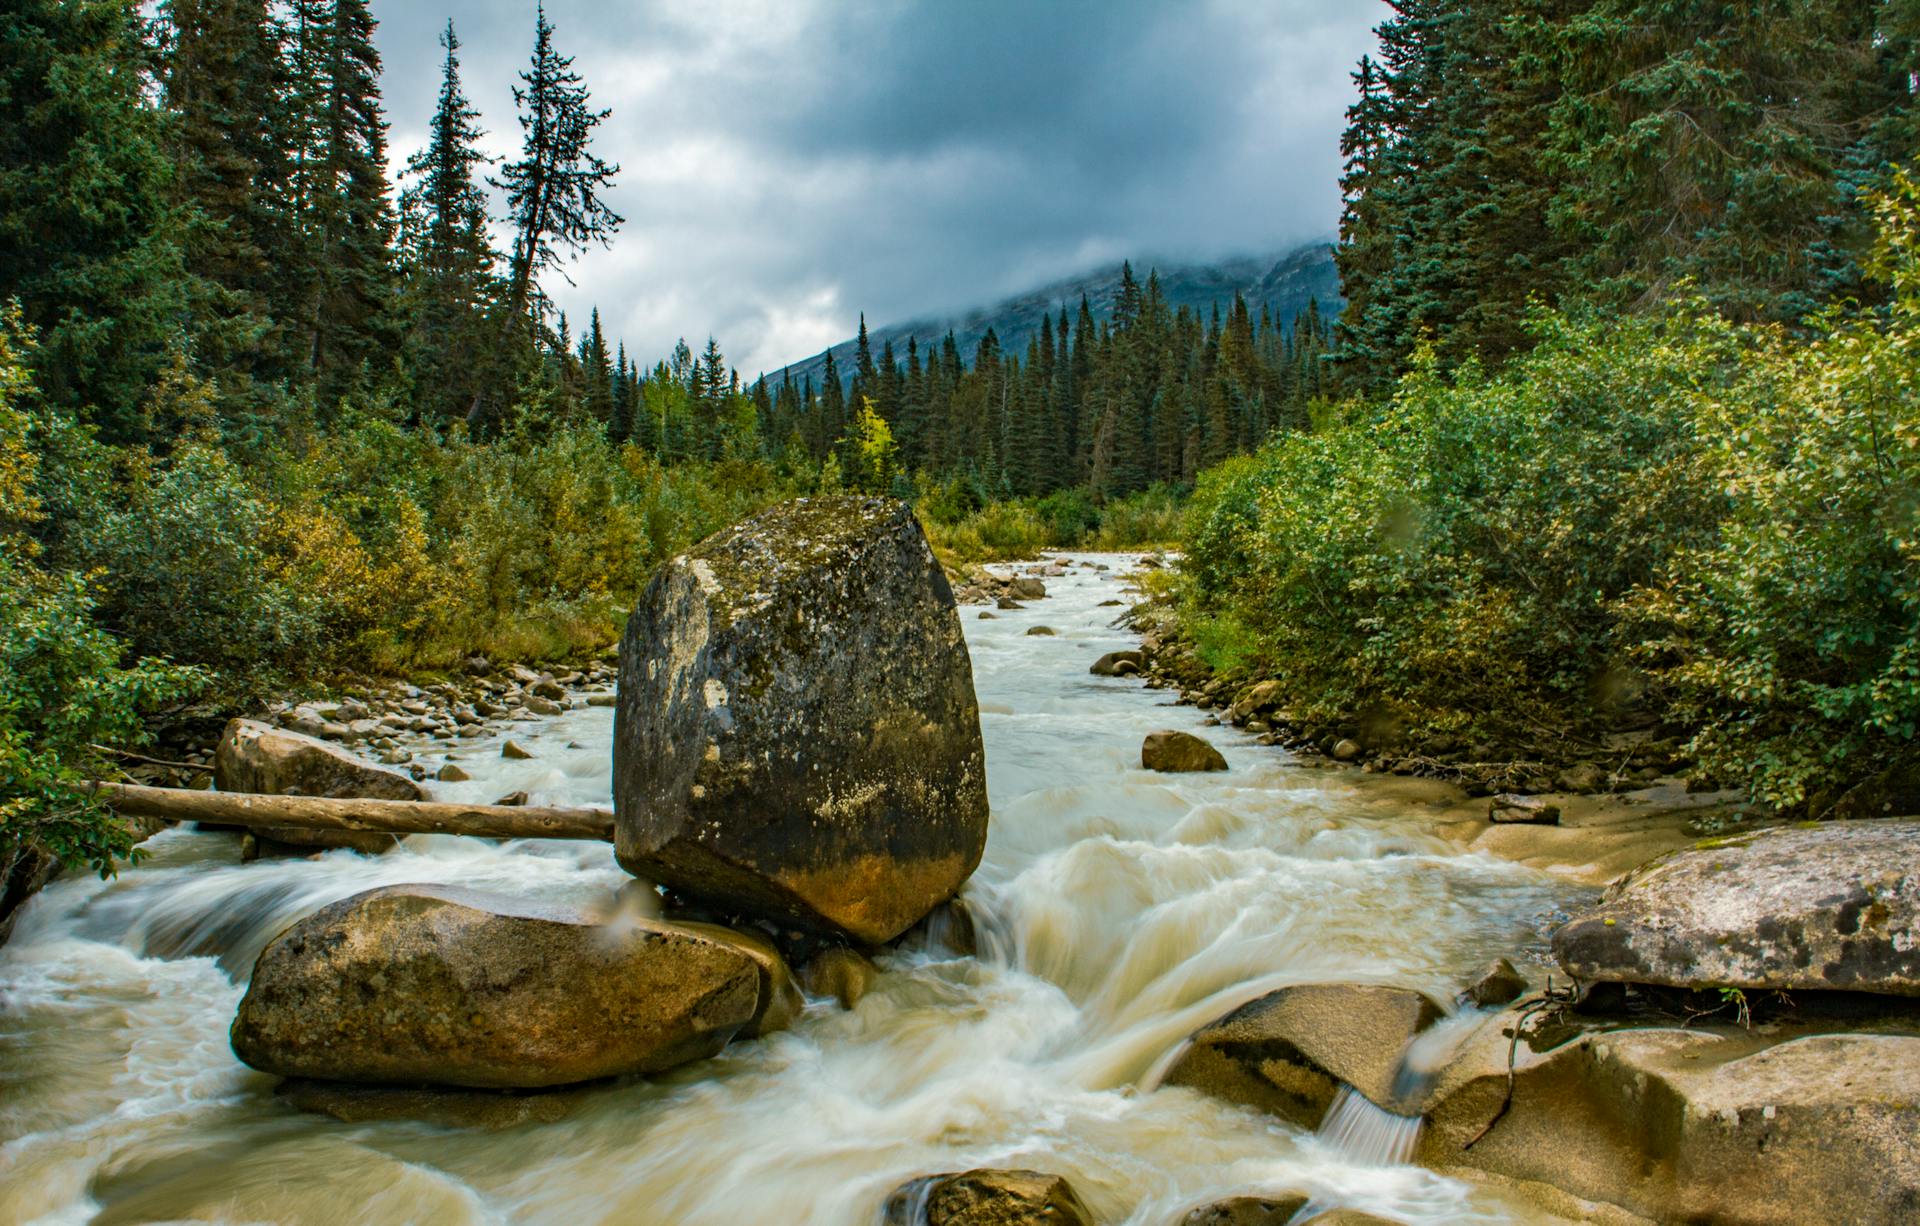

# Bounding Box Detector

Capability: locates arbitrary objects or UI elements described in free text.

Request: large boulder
[880,1169,1094,1226]
[215,718,422,854]
[1142,729,1228,773]
[613,497,989,944]
[1420,1005,1920,1225]
[1552,820,1920,996]
[231,885,760,1089]
[1162,983,1444,1126]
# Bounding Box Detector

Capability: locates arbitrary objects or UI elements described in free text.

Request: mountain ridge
[764,239,1342,388]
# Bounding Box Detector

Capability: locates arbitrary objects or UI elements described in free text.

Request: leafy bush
[1181,174,1920,809]
[0,312,203,881]
[1627,172,1920,811]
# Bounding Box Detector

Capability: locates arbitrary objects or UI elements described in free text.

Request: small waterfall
[1315,1085,1423,1166]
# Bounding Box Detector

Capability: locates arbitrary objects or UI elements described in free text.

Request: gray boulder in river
[231,885,761,1088]
[613,496,989,944]
[1553,819,1920,996]
[215,717,422,855]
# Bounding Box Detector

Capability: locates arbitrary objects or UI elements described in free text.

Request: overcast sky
[374,1,1387,376]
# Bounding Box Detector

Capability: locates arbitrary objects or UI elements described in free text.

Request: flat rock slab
[1553,819,1920,996]
[614,496,988,944]
[231,885,759,1089]
[1422,1007,1920,1225]
[216,718,421,854]
[1163,982,1444,1125]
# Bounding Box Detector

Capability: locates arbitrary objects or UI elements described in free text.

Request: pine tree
[0,0,193,440]
[609,343,634,443]
[398,18,495,424]
[285,0,397,410]
[497,5,621,328]
[161,0,291,426]
[582,307,613,424]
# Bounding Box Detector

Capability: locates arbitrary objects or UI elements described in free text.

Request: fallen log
[88,781,614,842]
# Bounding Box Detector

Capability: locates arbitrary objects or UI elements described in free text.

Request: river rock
[1010,577,1048,601]
[1142,730,1228,773]
[1179,1194,1309,1225]
[880,1169,1094,1226]
[215,718,420,854]
[1163,983,1444,1125]
[613,496,989,945]
[672,921,804,1038]
[1552,820,1920,996]
[231,885,760,1089]
[799,945,880,1010]
[437,763,470,782]
[1026,626,1057,637]
[1420,1005,1920,1225]
[1457,957,1529,1008]
[1489,794,1560,825]
[1090,650,1144,677]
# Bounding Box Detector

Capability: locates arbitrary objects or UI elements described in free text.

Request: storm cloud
[374,1,1386,375]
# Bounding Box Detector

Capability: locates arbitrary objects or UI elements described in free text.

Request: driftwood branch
[87,782,614,842]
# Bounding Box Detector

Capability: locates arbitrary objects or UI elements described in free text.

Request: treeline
[1180,0,1920,816]
[1334,0,1920,389]
[738,273,1334,500]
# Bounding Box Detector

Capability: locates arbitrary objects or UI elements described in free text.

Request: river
[0,555,1579,1225]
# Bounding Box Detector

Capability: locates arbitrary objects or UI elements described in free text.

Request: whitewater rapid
[0,555,1575,1224]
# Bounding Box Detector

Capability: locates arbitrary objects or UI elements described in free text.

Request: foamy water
[0,555,1574,1224]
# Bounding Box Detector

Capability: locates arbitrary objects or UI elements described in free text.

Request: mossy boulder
[1552,819,1920,996]
[231,885,759,1088]
[613,496,989,944]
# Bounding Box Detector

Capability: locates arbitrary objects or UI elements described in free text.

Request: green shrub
[1626,171,1920,811]
[0,313,203,880]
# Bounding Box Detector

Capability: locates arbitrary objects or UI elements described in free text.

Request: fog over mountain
[370,1,1386,372]
[774,241,1341,388]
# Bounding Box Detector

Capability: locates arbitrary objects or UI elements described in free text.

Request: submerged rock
[1552,820,1920,996]
[1421,1004,1920,1225]
[1163,983,1444,1125]
[214,718,420,855]
[798,945,880,1010]
[1142,730,1228,773]
[1179,1194,1309,1225]
[880,1168,1094,1226]
[613,496,989,945]
[231,885,759,1089]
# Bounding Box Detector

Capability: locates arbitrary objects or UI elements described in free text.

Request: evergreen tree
[582,307,613,424]
[160,0,291,427]
[0,0,193,440]
[497,5,621,329]
[285,0,398,410]
[397,19,495,423]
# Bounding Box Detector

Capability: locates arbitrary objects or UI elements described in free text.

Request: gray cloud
[374,1,1385,375]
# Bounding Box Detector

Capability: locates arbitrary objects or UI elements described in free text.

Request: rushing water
[0,555,1578,1225]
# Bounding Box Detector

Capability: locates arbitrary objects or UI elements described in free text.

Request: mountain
[766,239,1341,388]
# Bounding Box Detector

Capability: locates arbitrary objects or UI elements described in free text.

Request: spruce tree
[397,19,495,423]
[0,0,192,440]
[497,5,621,328]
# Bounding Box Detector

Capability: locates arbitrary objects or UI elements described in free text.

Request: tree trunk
[90,782,614,842]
